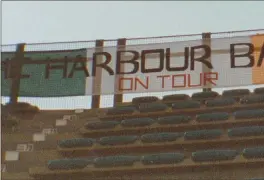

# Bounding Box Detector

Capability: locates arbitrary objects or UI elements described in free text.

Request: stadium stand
[2,87,264,180]
[2,30,264,180]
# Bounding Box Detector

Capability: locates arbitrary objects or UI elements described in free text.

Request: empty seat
[141,132,182,143]
[240,94,264,104]
[196,112,229,122]
[94,155,139,167]
[141,152,184,165]
[138,103,168,113]
[228,126,264,137]
[192,91,219,100]
[158,115,191,125]
[205,98,236,107]
[234,109,264,119]
[47,158,93,170]
[184,129,222,140]
[192,149,237,162]
[132,96,159,105]
[107,106,136,115]
[171,100,200,110]
[121,118,155,127]
[99,135,138,146]
[222,89,250,97]
[254,87,264,94]
[58,138,95,148]
[85,121,119,130]
[162,94,190,101]
[243,146,264,159]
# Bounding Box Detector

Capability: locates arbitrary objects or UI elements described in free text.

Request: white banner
[84,34,264,95]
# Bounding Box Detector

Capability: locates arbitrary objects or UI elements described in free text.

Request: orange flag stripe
[251,34,264,84]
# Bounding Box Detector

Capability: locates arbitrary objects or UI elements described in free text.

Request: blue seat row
[192,149,238,162]
[99,135,138,146]
[47,158,93,170]
[138,103,168,113]
[58,138,95,148]
[107,106,136,115]
[254,87,264,94]
[108,95,264,115]
[243,146,264,159]
[130,88,263,105]
[94,155,140,167]
[142,152,184,165]
[240,94,264,104]
[222,89,250,97]
[59,126,264,148]
[192,91,219,100]
[171,100,200,109]
[205,98,236,107]
[184,129,222,140]
[228,126,264,137]
[48,146,264,170]
[158,115,192,124]
[132,96,159,105]
[196,112,229,122]
[141,132,182,143]
[88,109,264,130]
[162,94,189,101]
[234,109,264,119]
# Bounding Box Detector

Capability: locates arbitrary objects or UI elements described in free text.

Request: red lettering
[119,77,133,91]
[156,72,218,89]
[188,73,202,87]
[157,75,170,88]
[118,77,149,91]
[203,72,218,86]
[135,77,149,90]
[172,74,186,88]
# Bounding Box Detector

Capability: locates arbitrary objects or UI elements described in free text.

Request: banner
[1,34,263,97]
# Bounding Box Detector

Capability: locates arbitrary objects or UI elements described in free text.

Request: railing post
[9,43,26,104]
[91,40,104,109]
[113,38,126,107]
[202,33,212,92]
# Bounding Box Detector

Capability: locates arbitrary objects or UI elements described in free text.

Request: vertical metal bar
[91,40,104,108]
[202,33,212,92]
[9,43,26,104]
[113,38,126,107]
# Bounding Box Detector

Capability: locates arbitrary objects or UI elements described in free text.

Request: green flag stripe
[1,49,87,97]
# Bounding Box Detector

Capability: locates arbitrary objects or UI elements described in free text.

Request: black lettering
[92,52,114,76]
[116,50,140,75]
[190,45,212,70]
[166,47,189,71]
[230,43,254,68]
[45,57,68,79]
[257,43,264,67]
[68,55,89,78]
[141,49,164,73]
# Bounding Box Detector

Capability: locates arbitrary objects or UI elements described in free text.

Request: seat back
[141,132,182,143]
[196,112,229,122]
[141,152,184,165]
[99,135,138,146]
[121,118,155,127]
[184,129,223,140]
[192,149,238,162]
[172,100,200,109]
[158,115,191,125]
